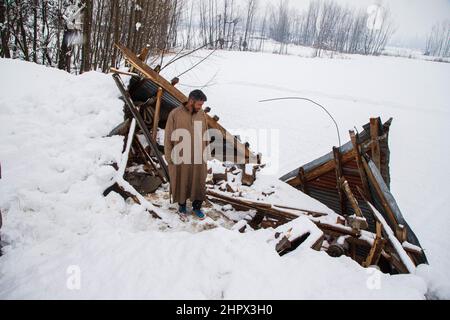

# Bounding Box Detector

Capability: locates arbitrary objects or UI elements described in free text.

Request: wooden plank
[363,222,386,267]
[361,156,399,229]
[298,167,309,194]
[370,118,381,170]
[152,87,163,141]
[382,249,409,274]
[284,149,357,187]
[133,133,167,183]
[396,224,408,243]
[115,43,257,164]
[306,149,356,182]
[112,73,170,182]
[311,235,325,251]
[366,200,415,273]
[333,147,347,215]
[349,130,372,201]
[272,205,328,218]
[340,178,364,218]
[129,46,151,74]
[116,44,187,101]
[206,190,375,240]
[138,46,151,62]
[110,67,139,77]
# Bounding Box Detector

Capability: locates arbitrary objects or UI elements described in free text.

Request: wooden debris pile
[280,117,428,273]
[105,44,427,276]
[106,44,261,198]
[207,161,264,193]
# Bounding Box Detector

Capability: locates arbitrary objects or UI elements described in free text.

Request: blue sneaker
[178,204,189,222]
[179,204,187,215]
[193,209,206,220]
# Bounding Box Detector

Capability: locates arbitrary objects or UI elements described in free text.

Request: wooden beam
[370,118,381,170]
[137,46,151,62]
[382,249,409,274]
[363,222,386,267]
[297,167,309,194]
[340,177,363,217]
[112,73,170,182]
[110,67,140,77]
[361,156,398,229]
[152,87,163,141]
[133,133,167,183]
[307,150,356,182]
[396,224,408,243]
[349,130,372,201]
[333,147,347,215]
[366,200,415,273]
[272,205,328,218]
[206,190,375,241]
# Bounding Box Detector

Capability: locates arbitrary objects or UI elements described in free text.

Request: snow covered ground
[0,48,448,299]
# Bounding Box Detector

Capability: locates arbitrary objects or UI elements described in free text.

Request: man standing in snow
[164,90,209,220]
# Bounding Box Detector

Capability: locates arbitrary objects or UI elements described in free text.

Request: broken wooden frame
[206,189,422,274]
[112,73,170,183]
[115,43,260,165]
[280,117,428,271]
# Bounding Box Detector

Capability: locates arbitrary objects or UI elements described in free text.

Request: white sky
[243,0,450,48]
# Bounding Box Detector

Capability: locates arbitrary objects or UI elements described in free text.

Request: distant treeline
[0,0,447,74]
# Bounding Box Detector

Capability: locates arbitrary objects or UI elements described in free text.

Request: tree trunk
[0,0,10,58]
[17,1,30,61]
[81,0,93,73]
[110,0,120,68]
[58,28,71,72]
[33,0,38,63]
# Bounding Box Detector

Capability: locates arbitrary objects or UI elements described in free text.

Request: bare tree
[0,0,11,58]
[425,20,450,57]
[269,0,290,54]
[243,0,257,51]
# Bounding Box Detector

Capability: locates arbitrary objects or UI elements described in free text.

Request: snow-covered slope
[0,54,446,299]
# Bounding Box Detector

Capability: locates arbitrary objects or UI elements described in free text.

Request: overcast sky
[248,0,450,49]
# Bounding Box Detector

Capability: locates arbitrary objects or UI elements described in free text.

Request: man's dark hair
[189,90,207,102]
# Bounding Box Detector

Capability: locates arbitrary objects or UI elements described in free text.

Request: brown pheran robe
[164,104,209,204]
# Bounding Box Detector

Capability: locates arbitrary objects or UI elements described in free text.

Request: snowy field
[0,48,449,299]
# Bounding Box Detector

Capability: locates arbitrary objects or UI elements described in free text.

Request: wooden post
[340,177,363,217]
[361,156,398,229]
[133,133,167,183]
[112,74,170,182]
[350,130,372,201]
[363,222,386,267]
[137,46,151,62]
[130,46,151,73]
[396,225,408,243]
[333,147,347,215]
[152,87,163,141]
[370,118,381,170]
[298,167,309,194]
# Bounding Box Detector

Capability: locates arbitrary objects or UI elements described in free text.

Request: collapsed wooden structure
[107,44,427,276]
[280,118,428,270]
[106,44,260,198]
